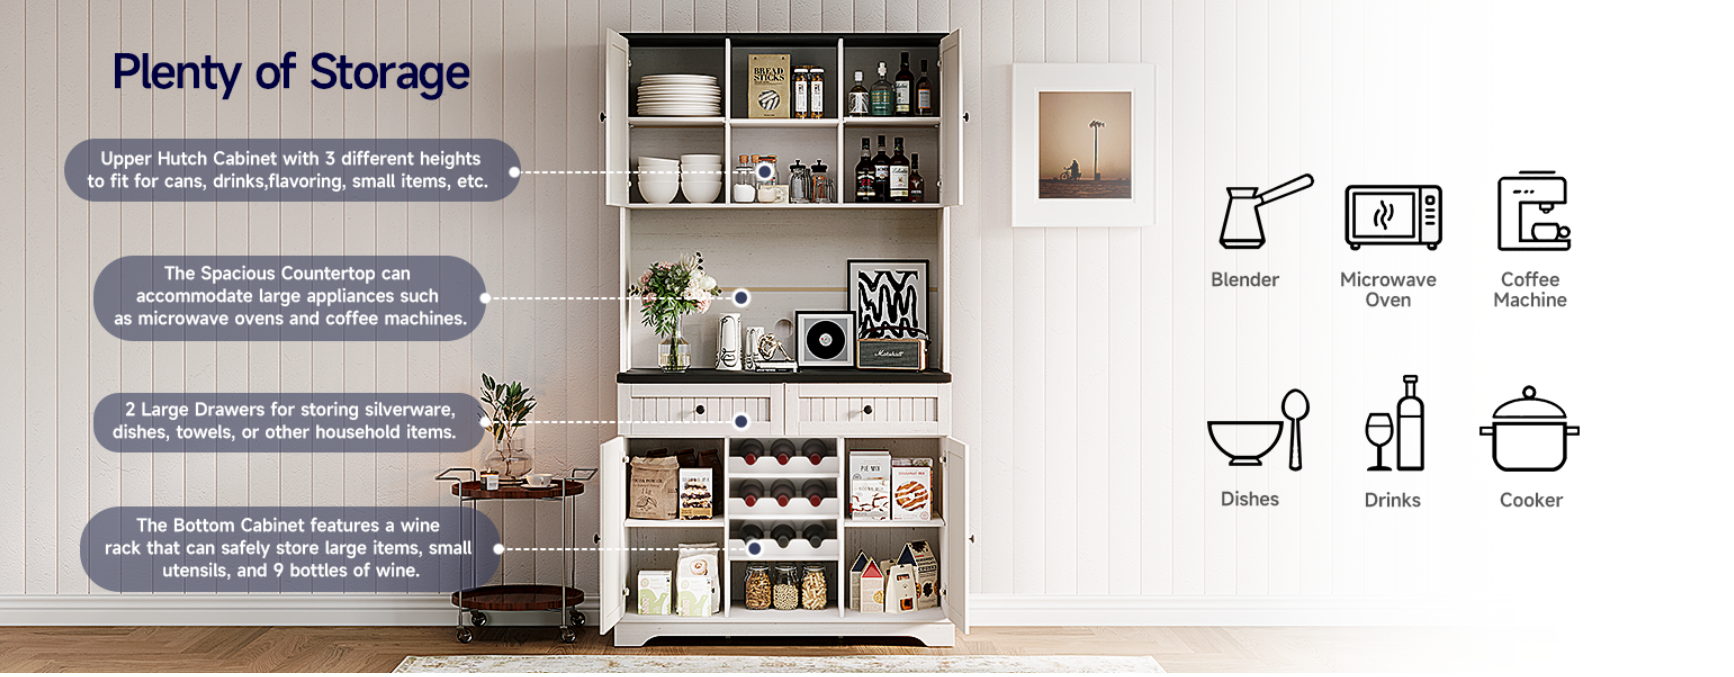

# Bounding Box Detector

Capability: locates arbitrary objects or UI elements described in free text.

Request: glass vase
[659,319,691,373]
[484,437,532,481]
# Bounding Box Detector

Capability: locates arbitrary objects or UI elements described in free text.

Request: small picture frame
[794,311,855,367]
[1012,63,1160,227]
[847,260,929,341]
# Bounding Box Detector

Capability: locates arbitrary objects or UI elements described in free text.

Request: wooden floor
[0,625,1539,672]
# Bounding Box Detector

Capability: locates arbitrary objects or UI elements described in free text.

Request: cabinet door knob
[862,404,873,415]
[695,404,706,415]
[593,534,601,545]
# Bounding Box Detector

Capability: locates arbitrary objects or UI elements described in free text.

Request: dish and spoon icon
[1208,388,1309,470]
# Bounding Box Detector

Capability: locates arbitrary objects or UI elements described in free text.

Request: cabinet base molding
[613,617,956,648]
[0,594,596,627]
[970,594,1489,627]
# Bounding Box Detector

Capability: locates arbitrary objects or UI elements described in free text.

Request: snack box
[891,464,933,521]
[848,551,870,611]
[637,570,672,616]
[885,563,918,614]
[859,559,884,613]
[676,542,719,616]
[747,53,791,118]
[850,450,892,520]
[898,540,940,610]
[678,468,713,520]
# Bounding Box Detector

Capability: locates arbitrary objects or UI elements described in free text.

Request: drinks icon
[1367,375,1425,472]
[1365,414,1394,471]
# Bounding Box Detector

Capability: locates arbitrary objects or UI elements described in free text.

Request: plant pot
[484,438,533,480]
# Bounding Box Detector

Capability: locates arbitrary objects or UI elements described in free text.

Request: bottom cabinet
[597,435,970,646]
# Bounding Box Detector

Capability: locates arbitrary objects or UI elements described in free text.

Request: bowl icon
[1207,421,1285,467]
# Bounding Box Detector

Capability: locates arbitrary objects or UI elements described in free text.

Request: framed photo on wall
[795,311,856,367]
[846,259,929,341]
[1011,63,1158,227]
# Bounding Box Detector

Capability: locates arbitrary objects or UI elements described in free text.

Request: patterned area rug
[395,654,1163,673]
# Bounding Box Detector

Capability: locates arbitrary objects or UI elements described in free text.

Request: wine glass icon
[1366,414,1394,472]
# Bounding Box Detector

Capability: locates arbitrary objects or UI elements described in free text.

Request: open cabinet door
[604,30,630,207]
[942,436,970,633]
[598,437,627,635]
[939,30,963,207]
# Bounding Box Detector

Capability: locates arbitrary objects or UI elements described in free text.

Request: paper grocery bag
[629,456,681,520]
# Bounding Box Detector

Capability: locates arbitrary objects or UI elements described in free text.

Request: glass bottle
[848,70,868,116]
[916,59,933,116]
[773,564,800,610]
[889,137,910,201]
[807,67,825,119]
[872,135,890,201]
[770,522,796,548]
[744,564,772,610]
[801,564,828,610]
[909,153,925,203]
[788,159,810,203]
[800,438,829,465]
[738,479,765,507]
[769,438,796,465]
[810,159,833,204]
[801,479,827,507]
[894,52,914,116]
[801,523,826,548]
[769,480,797,507]
[792,68,809,119]
[1397,375,1425,471]
[740,522,765,542]
[736,438,764,465]
[733,154,756,204]
[854,138,876,203]
[869,62,893,116]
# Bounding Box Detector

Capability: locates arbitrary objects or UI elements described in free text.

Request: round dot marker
[480,292,491,304]
[732,288,751,307]
[732,413,751,431]
[508,166,521,179]
[493,543,505,555]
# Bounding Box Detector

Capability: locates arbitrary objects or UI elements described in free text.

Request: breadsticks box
[747,54,790,118]
[891,463,933,521]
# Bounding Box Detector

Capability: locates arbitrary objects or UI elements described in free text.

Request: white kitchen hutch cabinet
[596,30,970,647]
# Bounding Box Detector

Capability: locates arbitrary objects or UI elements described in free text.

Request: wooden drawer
[787,383,950,436]
[620,383,781,436]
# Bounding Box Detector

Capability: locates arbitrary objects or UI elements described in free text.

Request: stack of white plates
[637,74,721,116]
[637,156,681,203]
[679,154,724,204]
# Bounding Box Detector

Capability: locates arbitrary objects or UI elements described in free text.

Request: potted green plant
[479,373,537,480]
[627,252,723,372]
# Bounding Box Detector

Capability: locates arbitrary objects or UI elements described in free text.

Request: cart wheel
[456,627,474,644]
[569,610,587,628]
[470,610,489,627]
[561,629,578,644]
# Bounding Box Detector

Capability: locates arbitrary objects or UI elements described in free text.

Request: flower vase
[484,438,532,481]
[659,319,691,373]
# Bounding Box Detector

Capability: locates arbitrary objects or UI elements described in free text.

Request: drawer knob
[694,404,706,415]
[862,404,874,415]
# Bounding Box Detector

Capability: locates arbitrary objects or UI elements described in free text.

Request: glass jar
[772,564,800,610]
[788,159,811,203]
[732,154,756,203]
[810,159,834,204]
[800,564,828,610]
[807,67,825,119]
[743,564,772,610]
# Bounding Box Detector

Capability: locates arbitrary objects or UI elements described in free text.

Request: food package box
[898,540,940,610]
[629,456,681,520]
[747,54,791,118]
[850,450,891,520]
[847,551,871,611]
[636,570,672,616]
[858,559,884,613]
[678,468,713,520]
[891,465,933,521]
[676,543,719,616]
[885,563,918,614]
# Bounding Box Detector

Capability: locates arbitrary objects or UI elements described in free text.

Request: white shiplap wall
[0,0,1522,621]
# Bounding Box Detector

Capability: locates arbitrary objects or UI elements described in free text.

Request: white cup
[526,473,554,488]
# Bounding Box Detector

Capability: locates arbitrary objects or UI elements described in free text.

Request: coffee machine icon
[1498,171,1571,251]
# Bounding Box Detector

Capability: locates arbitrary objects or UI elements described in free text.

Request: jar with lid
[788,159,811,203]
[743,564,772,610]
[800,564,828,610]
[732,154,756,203]
[772,564,800,610]
[792,68,810,119]
[810,159,834,204]
[806,67,825,119]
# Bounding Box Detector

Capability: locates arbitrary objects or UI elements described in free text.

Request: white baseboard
[0,594,597,627]
[969,594,1491,627]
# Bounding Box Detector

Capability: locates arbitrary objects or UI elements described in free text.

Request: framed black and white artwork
[847,259,929,340]
[795,311,855,367]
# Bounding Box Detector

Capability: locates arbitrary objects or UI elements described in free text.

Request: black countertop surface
[617,368,951,384]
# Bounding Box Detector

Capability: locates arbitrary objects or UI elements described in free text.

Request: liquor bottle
[769,438,797,466]
[848,71,868,116]
[872,135,891,201]
[740,522,765,542]
[738,479,765,507]
[801,479,826,507]
[869,62,893,116]
[889,137,910,201]
[800,439,829,465]
[769,479,797,507]
[853,138,876,203]
[802,523,827,548]
[792,67,810,119]
[770,522,796,548]
[894,52,914,116]
[915,59,933,116]
[1396,375,1425,471]
[736,438,765,465]
[908,153,925,203]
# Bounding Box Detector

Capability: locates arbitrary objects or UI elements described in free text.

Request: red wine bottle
[769,439,797,466]
[771,523,796,548]
[738,479,765,507]
[801,479,827,507]
[801,439,830,465]
[736,439,765,465]
[802,523,826,548]
[769,480,797,507]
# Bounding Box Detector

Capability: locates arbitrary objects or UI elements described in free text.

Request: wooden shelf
[845,518,945,528]
[622,202,943,210]
[842,116,942,127]
[729,118,843,128]
[627,116,725,127]
[618,368,951,384]
[626,518,727,528]
[452,585,584,612]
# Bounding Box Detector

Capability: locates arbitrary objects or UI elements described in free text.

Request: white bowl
[681,181,722,204]
[639,181,679,204]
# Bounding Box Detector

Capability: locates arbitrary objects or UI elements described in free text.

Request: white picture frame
[1012,63,1158,228]
[794,311,856,367]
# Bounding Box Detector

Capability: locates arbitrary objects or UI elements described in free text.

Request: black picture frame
[846,259,929,341]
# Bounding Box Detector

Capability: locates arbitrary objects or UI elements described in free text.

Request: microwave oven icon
[1344,185,1442,250]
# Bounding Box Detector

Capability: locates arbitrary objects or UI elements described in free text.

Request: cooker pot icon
[1480,386,1580,472]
